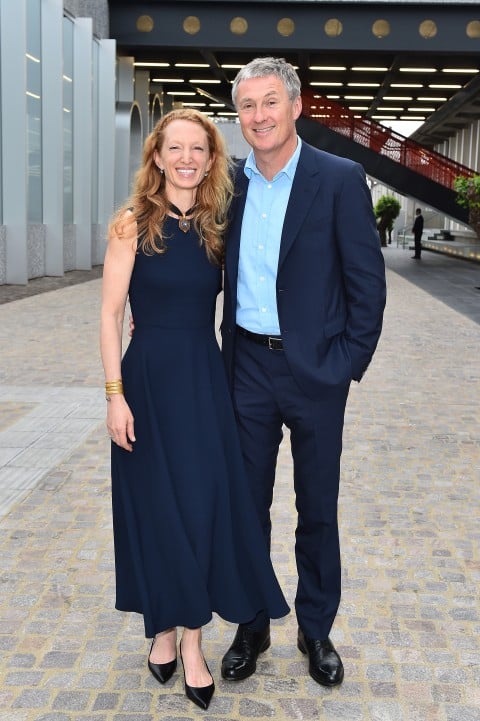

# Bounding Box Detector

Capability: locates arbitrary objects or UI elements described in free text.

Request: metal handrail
[301,90,476,190]
[396,225,412,248]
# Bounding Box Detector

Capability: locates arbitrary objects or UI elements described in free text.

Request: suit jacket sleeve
[333,161,386,381]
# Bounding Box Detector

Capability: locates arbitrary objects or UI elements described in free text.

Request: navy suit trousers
[233,333,350,640]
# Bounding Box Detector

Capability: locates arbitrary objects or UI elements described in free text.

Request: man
[411,207,424,259]
[220,57,386,687]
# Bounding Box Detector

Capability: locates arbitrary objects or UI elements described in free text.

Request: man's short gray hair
[231,57,302,107]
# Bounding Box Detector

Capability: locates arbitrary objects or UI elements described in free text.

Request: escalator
[298,91,475,225]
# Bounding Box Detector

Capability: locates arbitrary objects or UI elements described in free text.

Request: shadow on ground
[383,247,480,325]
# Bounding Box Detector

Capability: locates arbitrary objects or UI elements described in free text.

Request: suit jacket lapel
[225,164,249,310]
[278,144,322,268]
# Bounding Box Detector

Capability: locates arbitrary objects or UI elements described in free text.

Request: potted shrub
[453,175,480,238]
[374,195,401,247]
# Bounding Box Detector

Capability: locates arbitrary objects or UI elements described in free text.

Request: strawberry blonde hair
[110,108,233,265]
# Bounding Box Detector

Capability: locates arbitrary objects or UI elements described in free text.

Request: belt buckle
[268,336,280,350]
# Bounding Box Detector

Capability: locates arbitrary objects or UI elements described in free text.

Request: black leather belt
[236,325,283,351]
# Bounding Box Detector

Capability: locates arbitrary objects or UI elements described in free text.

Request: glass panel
[63,17,74,223]
[0,36,2,224]
[92,41,99,223]
[27,0,42,222]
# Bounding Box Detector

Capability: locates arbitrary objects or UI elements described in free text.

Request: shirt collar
[244,136,302,181]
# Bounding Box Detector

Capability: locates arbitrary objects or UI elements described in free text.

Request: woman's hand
[107,395,136,451]
[128,313,135,337]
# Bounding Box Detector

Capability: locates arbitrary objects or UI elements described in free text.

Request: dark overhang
[108,1,480,147]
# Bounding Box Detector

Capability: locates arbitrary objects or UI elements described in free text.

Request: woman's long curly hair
[110,108,234,266]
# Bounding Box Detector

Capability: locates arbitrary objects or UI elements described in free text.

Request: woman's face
[154,119,213,198]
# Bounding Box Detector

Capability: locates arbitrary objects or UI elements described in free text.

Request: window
[63,16,74,223]
[92,40,99,223]
[27,0,42,222]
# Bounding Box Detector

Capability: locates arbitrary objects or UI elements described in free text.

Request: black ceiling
[108,1,480,149]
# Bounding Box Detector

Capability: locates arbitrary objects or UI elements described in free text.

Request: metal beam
[412,72,480,144]
[109,2,480,53]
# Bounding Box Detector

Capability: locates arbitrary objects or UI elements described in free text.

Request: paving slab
[0,247,478,720]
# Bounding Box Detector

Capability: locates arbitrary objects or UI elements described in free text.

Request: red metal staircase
[299,90,475,224]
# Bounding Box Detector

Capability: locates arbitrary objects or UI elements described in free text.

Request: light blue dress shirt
[236,138,302,335]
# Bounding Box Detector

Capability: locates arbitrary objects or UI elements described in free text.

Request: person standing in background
[412,208,424,259]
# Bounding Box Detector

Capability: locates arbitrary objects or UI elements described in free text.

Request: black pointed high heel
[180,644,215,710]
[147,638,177,685]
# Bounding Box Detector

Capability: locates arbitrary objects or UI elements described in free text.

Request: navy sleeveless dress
[111,218,289,638]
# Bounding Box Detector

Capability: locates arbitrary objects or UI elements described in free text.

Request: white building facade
[0,0,115,285]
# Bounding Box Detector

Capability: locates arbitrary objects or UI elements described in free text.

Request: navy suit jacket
[221,141,386,399]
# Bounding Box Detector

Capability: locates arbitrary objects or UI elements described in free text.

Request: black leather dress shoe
[297,628,344,687]
[221,625,270,681]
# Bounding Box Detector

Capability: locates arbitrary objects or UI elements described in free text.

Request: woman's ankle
[149,627,177,663]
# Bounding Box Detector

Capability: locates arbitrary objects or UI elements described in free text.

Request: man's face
[235,75,302,161]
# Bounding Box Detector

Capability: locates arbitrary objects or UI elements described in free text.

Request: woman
[100,108,289,711]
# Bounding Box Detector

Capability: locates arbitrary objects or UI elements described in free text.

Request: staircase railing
[396,225,412,249]
[301,90,475,190]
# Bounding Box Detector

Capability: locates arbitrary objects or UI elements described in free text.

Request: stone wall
[63,0,109,38]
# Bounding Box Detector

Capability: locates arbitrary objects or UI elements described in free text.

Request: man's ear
[293,95,302,121]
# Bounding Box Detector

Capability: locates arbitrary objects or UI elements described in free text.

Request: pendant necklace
[167,202,196,233]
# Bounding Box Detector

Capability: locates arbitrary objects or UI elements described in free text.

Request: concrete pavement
[0,246,479,721]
